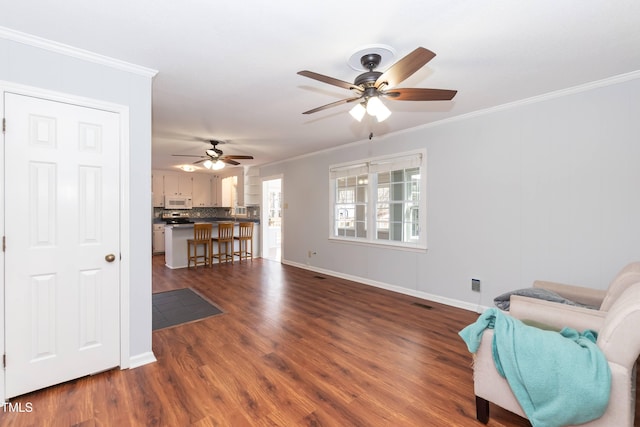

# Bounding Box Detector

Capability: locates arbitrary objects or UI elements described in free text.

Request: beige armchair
[524,261,640,311]
[471,280,640,426]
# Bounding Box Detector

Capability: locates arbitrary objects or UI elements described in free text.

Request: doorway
[262,177,282,262]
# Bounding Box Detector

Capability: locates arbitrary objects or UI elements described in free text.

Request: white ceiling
[3,1,640,172]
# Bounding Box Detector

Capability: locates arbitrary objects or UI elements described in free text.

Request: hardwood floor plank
[0,255,636,426]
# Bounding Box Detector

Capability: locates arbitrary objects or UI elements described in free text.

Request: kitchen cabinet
[152,169,248,208]
[221,175,237,207]
[152,173,165,207]
[211,175,221,206]
[192,174,213,207]
[152,224,165,254]
[236,171,245,206]
[164,174,193,197]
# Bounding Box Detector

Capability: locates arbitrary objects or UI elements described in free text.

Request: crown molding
[414,69,640,131]
[0,26,158,78]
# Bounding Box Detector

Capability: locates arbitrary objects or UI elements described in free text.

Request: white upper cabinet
[152,173,165,207]
[211,175,221,207]
[164,174,193,197]
[221,175,237,207]
[152,169,251,208]
[192,174,213,207]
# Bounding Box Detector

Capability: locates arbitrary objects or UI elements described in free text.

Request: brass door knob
[105,254,116,262]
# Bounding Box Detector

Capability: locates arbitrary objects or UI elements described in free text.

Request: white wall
[261,75,640,311]
[0,32,156,361]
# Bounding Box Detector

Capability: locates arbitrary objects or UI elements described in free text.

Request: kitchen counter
[164,221,260,269]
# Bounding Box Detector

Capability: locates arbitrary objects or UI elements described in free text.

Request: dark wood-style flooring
[1,255,637,426]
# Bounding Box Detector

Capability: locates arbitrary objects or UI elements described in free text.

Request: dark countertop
[155,217,260,225]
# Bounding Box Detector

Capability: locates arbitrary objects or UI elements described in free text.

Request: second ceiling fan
[172,140,254,169]
[297,47,457,121]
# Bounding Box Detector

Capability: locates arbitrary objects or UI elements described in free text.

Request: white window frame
[329,149,427,250]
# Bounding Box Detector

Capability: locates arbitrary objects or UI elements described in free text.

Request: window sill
[328,237,427,252]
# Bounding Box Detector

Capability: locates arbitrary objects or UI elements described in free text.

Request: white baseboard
[127,351,157,369]
[282,259,487,314]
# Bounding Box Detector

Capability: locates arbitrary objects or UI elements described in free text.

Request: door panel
[4,92,120,398]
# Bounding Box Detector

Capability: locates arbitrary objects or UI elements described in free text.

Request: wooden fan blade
[302,96,363,114]
[222,155,254,160]
[297,70,363,92]
[193,158,207,164]
[384,88,457,101]
[222,159,240,166]
[375,47,436,89]
[172,154,206,158]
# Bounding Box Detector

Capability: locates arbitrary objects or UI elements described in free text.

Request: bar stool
[187,223,212,268]
[212,222,234,264]
[234,222,254,262]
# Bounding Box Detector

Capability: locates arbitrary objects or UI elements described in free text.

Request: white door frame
[0,81,131,401]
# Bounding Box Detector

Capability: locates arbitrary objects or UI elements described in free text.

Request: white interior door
[4,92,121,398]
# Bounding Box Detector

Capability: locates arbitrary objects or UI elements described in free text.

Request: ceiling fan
[297,47,457,121]
[172,140,254,169]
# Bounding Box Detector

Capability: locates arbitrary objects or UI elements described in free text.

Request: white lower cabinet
[153,224,165,254]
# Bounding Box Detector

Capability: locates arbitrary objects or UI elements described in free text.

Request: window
[335,174,368,238]
[329,151,426,249]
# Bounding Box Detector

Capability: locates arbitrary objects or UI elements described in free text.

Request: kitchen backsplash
[153,206,260,220]
[153,207,225,219]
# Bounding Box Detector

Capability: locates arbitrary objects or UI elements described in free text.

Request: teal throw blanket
[459,308,611,427]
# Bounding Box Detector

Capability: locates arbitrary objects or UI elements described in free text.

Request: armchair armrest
[533,280,606,308]
[509,295,606,332]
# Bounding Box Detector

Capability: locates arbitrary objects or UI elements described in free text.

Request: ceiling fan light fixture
[172,139,253,169]
[211,159,225,170]
[375,103,391,122]
[366,96,391,122]
[349,102,366,122]
[365,96,382,115]
[299,46,455,123]
[202,158,225,170]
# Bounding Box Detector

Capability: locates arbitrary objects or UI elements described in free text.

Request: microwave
[164,196,193,209]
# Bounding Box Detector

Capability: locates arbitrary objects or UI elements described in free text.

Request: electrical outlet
[471,278,481,292]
